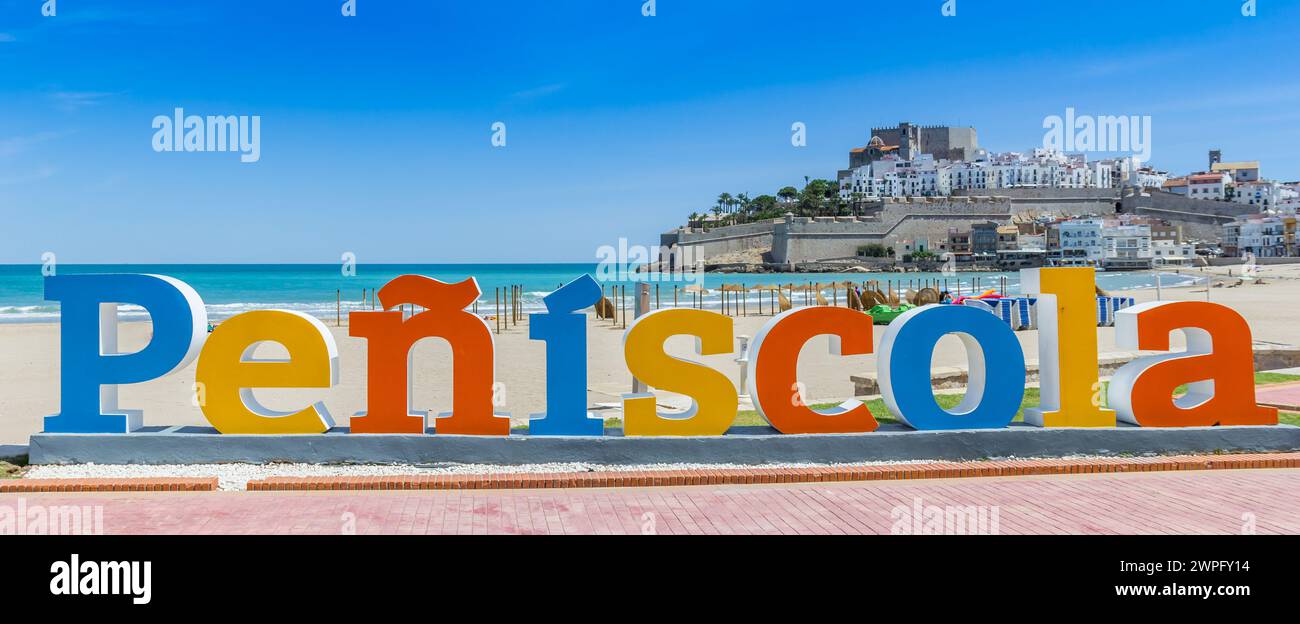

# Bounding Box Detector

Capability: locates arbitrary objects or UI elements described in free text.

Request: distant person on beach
[939,290,953,304]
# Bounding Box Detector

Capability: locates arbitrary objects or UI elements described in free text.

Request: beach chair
[1110,296,1135,317]
[989,299,1020,330]
[1012,297,1037,330]
[961,299,996,315]
[1095,296,1114,326]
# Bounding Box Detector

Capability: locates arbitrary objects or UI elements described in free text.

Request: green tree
[857,243,888,257]
[750,194,779,218]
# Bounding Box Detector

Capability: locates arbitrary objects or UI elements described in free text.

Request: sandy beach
[1,265,1298,445]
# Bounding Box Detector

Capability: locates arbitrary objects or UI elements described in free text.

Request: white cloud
[50,91,118,111]
[511,83,568,100]
[0,166,57,186]
[0,131,70,158]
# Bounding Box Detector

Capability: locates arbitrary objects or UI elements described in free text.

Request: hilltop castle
[848,122,980,168]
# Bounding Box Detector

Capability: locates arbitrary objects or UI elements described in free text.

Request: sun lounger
[1095,296,1114,326]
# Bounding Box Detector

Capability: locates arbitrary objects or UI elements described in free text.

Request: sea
[0,264,1204,323]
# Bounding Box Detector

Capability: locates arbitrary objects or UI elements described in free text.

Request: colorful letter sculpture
[621,309,738,436]
[196,310,339,434]
[748,307,877,434]
[41,270,1279,440]
[1020,267,1115,428]
[45,274,207,433]
[349,275,507,435]
[1107,301,1277,427]
[528,275,604,436]
[878,304,1025,430]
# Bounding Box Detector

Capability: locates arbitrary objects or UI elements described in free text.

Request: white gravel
[20,453,1134,491]
[24,458,959,491]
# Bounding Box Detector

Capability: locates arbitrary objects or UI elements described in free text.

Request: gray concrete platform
[26,424,1300,465]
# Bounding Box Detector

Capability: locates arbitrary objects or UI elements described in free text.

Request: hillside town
[665,122,1298,272]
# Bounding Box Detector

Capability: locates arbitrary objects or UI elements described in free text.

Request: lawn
[0,460,25,479]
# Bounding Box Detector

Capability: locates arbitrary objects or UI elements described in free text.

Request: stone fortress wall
[659,187,1247,267]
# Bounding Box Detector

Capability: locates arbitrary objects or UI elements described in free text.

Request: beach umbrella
[914,287,941,305]
[776,290,793,312]
[846,287,863,311]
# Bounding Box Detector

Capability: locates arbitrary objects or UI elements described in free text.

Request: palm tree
[718,192,734,215]
[850,191,865,215]
[737,192,752,222]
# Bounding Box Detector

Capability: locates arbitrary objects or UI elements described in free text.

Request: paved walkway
[3,468,1297,534]
[1257,382,1300,411]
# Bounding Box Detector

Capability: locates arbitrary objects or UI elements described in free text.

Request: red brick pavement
[0,477,217,493]
[4,468,1297,534]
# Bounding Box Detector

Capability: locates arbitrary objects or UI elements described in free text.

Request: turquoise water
[0,264,1203,323]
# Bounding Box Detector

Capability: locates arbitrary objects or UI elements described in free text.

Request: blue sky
[1,0,1298,263]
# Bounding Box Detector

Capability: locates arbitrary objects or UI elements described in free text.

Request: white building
[1049,218,1105,267]
[1222,216,1294,257]
[839,149,1112,199]
[1152,239,1196,267]
[1101,223,1154,269]
[1187,172,1230,201]
[1132,166,1169,189]
[1233,180,1298,210]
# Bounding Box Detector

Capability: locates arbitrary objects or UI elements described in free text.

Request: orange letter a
[1107,301,1276,427]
